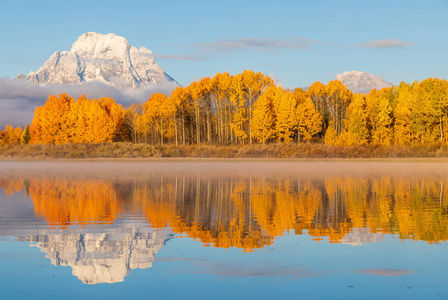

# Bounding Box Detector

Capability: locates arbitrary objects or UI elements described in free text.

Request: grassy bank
[2,142,448,160]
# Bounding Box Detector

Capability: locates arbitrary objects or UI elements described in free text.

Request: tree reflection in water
[1,165,448,284]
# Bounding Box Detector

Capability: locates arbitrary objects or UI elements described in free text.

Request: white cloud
[354,268,414,276]
[193,37,319,53]
[153,53,202,61]
[191,261,326,279]
[0,78,178,128]
[355,39,413,49]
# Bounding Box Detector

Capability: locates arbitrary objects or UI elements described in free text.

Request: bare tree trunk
[182,115,185,145]
[195,102,200,145]
[207,109,211,144]
[175,115,178,146]
[160,119,164,145]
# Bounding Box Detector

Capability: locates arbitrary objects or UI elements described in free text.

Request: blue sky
[0,0,447,88]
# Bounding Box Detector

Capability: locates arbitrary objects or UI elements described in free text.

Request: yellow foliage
[324,122,338,145]
[11,73,448,148]
[229,70,273,144]
[274,88,297,142]
[345,94,369,145]
[295,96,322,142]
[251,86,277,143]
[143,93,176,144]
[366,89,393,146]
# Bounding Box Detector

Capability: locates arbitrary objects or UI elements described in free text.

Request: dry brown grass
[1,142,448,160]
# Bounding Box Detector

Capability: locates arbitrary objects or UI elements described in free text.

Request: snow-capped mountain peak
[336,71,393,92]
[16,32,176,89]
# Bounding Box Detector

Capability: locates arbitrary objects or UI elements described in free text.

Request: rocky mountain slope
[336,71,393,92]
[15,32,176,89]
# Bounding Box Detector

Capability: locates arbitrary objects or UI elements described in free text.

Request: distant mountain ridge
[15,32,177,89]
[336,71,393,92]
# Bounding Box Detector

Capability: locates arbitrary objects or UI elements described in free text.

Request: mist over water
[1,161,447,299]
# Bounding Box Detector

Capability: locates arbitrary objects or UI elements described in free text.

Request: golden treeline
[3,175,448,250]
[30,180,122,228]
[1,70,447,146]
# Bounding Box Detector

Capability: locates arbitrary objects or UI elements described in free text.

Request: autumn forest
[1,70,448,153]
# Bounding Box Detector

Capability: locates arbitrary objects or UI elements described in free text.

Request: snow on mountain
[336,71,393,92]
[15,32,177,89]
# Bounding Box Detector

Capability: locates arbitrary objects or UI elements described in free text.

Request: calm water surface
[1,161,447,299]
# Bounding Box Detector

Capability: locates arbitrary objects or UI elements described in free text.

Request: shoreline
[3,157,448,162]
[2,142,448,161]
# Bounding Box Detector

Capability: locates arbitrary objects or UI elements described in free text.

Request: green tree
[21,125,31,144]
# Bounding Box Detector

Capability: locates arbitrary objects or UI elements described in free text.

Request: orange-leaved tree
[31,93,73,144]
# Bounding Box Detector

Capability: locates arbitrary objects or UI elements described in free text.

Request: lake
[0,160,447,299]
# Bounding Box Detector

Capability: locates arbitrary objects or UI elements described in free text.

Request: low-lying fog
[1,160,448,181]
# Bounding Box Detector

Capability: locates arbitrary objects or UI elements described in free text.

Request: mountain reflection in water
[16,225,173,284]
[1,161,448,285]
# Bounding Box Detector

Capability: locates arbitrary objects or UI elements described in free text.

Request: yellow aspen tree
[367,89,393,145]
[417,78,448,143]
[217,72,234,144]
[295,95,323,142]
[12,127,23,144]
[0,129,5,144]
[251,86,277,144]
[394,84,413,145]
[1,127,10,144]
[274,87,297,142]
[159,93,177,143]
[412,80,433,143]
[169,86,191,145]
[229,74,248,143]
[143,93,175,145]
[229,70,273,144]
[324,121,338,145]
[199,77,214,144]
[335,130,350,146]
[210,72,233,144]
[124,104,143,143]
[1,125,22,144]
[406,81,429,144]
[4,125,15,144]
[326,80,352,135]
[163,92,178,143]
[187,79,210,144]
[345,94,369,145]
[306,81,328,133]
[375,96,393,146]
